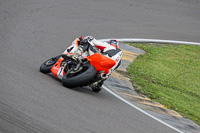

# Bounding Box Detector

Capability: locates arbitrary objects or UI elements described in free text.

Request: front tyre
[40,55,61,73]
[62,62,96,88]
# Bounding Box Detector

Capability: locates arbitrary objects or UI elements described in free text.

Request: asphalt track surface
[0,0,200,133]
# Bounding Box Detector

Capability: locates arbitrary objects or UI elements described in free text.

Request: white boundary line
[103,85,184,133]
[99,38,200,45]
[98,38,199,133]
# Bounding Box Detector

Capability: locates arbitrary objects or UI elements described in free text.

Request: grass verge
[127,43,200,125]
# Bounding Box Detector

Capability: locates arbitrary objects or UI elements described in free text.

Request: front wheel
[40,55,61,73]
[62,62,96,88]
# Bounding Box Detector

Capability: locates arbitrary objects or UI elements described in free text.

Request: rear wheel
[62,62,96,88]
[40,55,61,73]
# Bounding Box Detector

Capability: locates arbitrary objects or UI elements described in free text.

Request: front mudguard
[40,55,61,73]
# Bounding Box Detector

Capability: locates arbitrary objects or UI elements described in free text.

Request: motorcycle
[39,48,116,92]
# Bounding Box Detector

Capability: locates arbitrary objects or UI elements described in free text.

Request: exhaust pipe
[100,73,108,79]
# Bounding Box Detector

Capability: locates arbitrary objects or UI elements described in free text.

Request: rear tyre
[40,55,61,73]
[62,62,96,88]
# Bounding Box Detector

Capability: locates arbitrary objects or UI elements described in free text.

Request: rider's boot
[90,80,104,93]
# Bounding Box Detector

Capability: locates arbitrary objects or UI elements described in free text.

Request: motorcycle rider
[64,36,123,91]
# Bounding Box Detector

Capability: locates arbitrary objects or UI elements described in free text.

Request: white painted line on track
[99,38,198,133]
[103,85,184,133]
[99,38,200,45]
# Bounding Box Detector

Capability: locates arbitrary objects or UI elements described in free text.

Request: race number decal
[115,56,120,62]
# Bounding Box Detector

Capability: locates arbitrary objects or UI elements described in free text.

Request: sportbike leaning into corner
[40,36,123,92]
